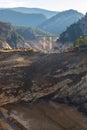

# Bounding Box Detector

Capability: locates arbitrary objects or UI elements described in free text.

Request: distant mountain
[39,9,84,34]
[0,9,47,27]
[58,13,87,45]
[10,7,59,18]
[0,21,52,50]
[0,21,30,49]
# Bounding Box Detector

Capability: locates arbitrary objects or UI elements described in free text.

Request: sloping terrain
[0,21,53,50]
[15,26,51,40]
[0,21,31,49]
[0,21,24,49]
[0,49,87,111]
[58,13,87,45]
[0,9,47,27]
[0,50,87,129]
[10,7,58,18]
[39,9,83,34]
[15,26,54,51]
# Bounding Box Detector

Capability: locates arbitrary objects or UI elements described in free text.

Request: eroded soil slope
[0,50,87,113]
[25,50,87,112]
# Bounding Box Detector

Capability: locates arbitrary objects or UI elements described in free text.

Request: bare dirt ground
[0,50,87,129]
[2,101,87,130]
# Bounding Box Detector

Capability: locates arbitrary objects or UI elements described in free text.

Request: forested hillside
[58,13,87,44]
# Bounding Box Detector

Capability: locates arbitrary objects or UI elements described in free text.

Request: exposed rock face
[1,101,87,130]
[0,21,29,49]
[0,40,11,49]
[0,50,87,114]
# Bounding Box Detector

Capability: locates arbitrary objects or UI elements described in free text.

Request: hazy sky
[0,0,87,14]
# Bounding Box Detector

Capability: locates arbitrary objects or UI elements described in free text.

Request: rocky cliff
[0,21,30,49]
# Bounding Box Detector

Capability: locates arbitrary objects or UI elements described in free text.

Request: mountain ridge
[39,9,84,34]
[0,9,47,27]
[10,7,59,18]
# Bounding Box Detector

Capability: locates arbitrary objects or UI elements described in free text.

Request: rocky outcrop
[0,21,30,49]
[0,40,11,49]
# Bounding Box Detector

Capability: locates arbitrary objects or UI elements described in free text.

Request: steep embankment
[0,21,30,49]
[0,50,87,114]
[58,13,87,45]
[1,50,87,129]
